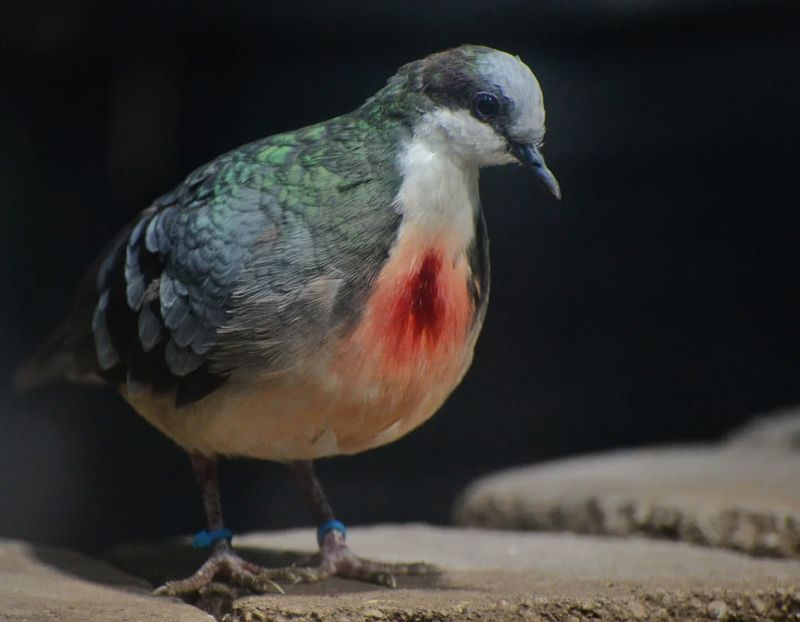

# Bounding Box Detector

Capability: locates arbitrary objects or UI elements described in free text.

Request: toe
[228,566,285,594]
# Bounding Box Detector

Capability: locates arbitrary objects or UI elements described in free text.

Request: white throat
[394,109,500,252]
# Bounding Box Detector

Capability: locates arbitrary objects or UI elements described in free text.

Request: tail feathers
[13,327,102,393]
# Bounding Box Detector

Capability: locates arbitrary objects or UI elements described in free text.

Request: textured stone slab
[0,539,210,622]
[5,525,800,621]
[112,524,800,621]
[454,444,800,558]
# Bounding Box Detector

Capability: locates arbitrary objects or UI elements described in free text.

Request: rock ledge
[4,525,800,621]
[455,445,800,559]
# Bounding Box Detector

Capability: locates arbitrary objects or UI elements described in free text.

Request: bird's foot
[154,543,285,597]
[154,530,433,598]
[262,529,434,588]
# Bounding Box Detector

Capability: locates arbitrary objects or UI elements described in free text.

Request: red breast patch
[389,250,445,348]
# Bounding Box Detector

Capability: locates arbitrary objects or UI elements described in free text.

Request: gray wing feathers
[90,159,268,383]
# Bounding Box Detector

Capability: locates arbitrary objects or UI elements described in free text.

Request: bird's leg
[261,460,432,587]
[154,453,283,596]
[156,457,430,596]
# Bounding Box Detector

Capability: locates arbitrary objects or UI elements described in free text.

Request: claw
[153,550,285,597]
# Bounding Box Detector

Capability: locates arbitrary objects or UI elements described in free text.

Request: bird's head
[378,45,560,199]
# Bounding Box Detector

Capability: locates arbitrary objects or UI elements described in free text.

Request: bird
[15,44,560,595]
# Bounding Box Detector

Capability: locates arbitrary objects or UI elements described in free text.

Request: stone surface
[454,444,800,558]
[0,539,210,621]
[112,524,800,621]
[5,525,800,621]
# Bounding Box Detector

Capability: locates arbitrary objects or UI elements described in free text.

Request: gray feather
[144,209,173,254]
[159,273,178,312]
[172,313,200,349]
[92,291,119,370]
[165,338,204,376]
[137,303,162,352]
[163,293,190,330]
[125,213,155,311]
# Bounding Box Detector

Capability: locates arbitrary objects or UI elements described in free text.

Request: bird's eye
[471,92,500,121]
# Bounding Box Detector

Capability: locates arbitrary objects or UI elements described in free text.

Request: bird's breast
[342,140,483,374]
[342,238,474,374]
[313,230,478,454]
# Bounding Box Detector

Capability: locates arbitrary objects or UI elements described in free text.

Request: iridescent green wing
[89,117,402,405]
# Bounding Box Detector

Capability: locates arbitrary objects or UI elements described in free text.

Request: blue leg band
[317,519,347,545]
[192,528,234,549]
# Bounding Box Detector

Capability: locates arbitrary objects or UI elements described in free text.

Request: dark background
[2,0,799,553]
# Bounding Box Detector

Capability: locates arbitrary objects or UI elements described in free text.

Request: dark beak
[510,143,561,200]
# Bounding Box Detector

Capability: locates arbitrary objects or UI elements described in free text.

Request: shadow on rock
[29,542,151,593]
